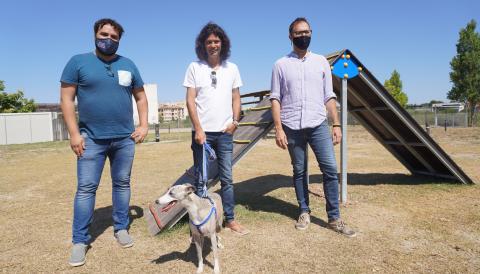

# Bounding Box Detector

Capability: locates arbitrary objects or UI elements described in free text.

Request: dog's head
[155,184,196,211]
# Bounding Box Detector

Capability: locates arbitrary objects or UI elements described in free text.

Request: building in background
[158,101,187,121]
[35,103,62,112]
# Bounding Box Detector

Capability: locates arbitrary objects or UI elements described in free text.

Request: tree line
[0,80,36,113]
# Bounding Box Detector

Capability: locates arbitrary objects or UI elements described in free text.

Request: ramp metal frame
[327,49,473,184]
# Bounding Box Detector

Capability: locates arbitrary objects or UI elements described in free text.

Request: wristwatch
[233,120,239,128]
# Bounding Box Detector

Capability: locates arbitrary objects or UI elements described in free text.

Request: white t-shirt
[183,60,243,132]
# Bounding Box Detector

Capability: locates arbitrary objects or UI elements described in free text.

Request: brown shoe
[328,219,356,237]
[225,220,250,236]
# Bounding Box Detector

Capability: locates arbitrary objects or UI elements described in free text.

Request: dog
[156,183,223,274]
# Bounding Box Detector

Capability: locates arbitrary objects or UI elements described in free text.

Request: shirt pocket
[118,70,132,87]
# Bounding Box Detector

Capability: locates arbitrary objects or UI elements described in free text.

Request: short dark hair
[195,22,231,62]
[289,17,310,34]
[94,18,124,39]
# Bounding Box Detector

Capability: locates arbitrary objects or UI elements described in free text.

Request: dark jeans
[191,131,235,222]
[284,120,340,221]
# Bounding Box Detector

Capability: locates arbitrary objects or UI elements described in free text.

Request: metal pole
[465,105,468,127]
[155,123,160,142]
[340,78,348,204]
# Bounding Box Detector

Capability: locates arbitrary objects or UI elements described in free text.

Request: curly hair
[195,22,231,62]
[94,18,124,39]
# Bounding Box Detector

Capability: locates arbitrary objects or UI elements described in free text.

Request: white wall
[133,83,159,125]
[0,112,53,145]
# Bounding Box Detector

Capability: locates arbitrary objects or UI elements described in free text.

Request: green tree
[384,70,408,108]
[0,81,36,113]
[448,19,480,127]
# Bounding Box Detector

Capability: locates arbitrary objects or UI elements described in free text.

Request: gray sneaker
[114,230,134,248]
[328,219,356,237]
[295,212,310,230]
[69,243,87,267]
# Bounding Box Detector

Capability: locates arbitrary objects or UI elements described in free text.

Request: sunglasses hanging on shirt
[211,71,217,88]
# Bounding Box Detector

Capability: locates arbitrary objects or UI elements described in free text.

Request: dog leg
[216,235,224,249]
[193,235,204,274]
[210,233,220,274]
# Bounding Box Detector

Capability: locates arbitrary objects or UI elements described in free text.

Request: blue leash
[200,143,216,197]
[190,143,218,233]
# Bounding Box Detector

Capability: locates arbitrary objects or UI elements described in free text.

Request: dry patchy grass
[0,127,479,273]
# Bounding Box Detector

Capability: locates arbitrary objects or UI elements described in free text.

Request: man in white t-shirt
[184,22,249,235]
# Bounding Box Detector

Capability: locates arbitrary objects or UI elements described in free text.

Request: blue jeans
[284,120,340,221]
[72,133,135,244]
[191,132,235,222]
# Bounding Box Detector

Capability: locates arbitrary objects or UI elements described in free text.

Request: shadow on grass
[89,205,144,244]
[232,172,454,226]
[151,239,214,269]
[323,173,455,186]
[233,174,328,228]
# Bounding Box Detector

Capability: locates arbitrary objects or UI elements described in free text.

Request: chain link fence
[47,107,477,144]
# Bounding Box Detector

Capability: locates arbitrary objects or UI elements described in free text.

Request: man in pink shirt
[270,17,355,236]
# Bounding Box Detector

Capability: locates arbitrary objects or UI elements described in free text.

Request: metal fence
[339,109,473,128]
[51,112,69,141]
[1,107,476,145]
[154,109,474,131]
[406,108,471,128]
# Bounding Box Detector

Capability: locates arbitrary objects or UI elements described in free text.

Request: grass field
[0,126,479,273]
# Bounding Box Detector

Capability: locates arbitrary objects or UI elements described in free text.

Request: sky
[0,0,479,104]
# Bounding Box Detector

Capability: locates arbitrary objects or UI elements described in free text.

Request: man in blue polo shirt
[60,18,148,266]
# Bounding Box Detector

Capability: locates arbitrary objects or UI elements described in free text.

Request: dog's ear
[186,184,196,194]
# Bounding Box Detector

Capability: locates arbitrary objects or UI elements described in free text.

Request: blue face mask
[95,38,119,56]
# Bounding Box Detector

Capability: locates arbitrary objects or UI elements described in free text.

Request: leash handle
[200,143,216,197]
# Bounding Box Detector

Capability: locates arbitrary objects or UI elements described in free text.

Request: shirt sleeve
[270,62,282,102]
[131,62,144,89]
[60,56,79,85]
[183,62,195,88]
[232,64,243,89]
[322,57,336,104]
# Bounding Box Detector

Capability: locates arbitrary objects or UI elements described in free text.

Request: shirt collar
[288,51,311,61]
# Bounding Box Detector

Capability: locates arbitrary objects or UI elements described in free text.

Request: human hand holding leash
[194,127,206,144]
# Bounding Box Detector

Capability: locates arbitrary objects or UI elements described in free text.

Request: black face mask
[292,36,311,50]
[95,38,119,56]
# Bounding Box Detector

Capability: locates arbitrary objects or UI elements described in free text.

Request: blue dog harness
[190,196,217,233]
